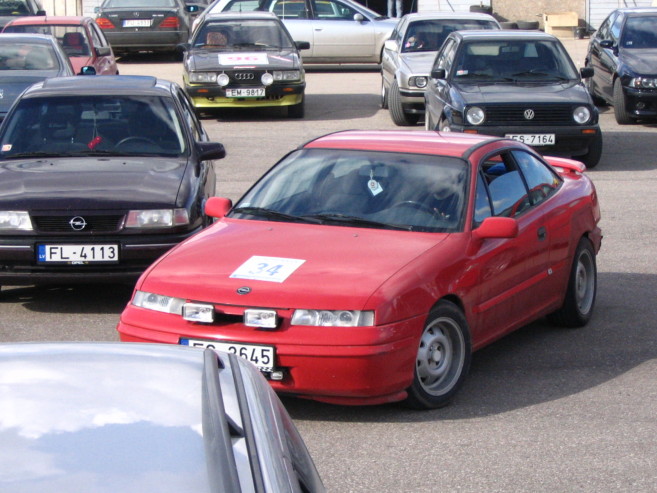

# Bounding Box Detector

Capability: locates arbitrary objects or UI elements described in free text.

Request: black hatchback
[425,30,602,168]
[585,7,657,124]
[0,76,225,289]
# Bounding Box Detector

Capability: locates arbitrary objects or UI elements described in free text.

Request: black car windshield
[402,19,499,53]
[232,148,468,233]
[102,0,176,7]
[193,19,295,50]
[453,39,578,82]
[0,95,187,158]
[0,42,60,70]
[0,0,32,16]
[621,16,657,49]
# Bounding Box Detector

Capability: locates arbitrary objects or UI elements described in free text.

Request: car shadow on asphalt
[282,271,656,422]
[0,284,134,314]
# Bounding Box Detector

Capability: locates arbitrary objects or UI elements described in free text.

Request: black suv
[585,7,657,124]
[425,30,602,168]
[0,0,45,29]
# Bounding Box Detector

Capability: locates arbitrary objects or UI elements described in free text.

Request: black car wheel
[389,80,419,126]
[547,237,597,328]
[576,130,602,169]
[613,78,634,124]
[404,300,472,409]
[380,79,389,109]
[288,97,305,118]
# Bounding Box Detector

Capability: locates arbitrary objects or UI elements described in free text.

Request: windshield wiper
[232,206,321,224]
[2,151,62,159]
[304,213,412,231]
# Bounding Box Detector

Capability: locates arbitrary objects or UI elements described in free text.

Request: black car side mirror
[78,66,97,76]
[198,142,226,161]
[580,67,594,79]
[96,46,111,57]
[296,41,310,51]
[599,39,614,49]
[430,68,446,79]
[177,43,190,53]
[37,10,45,15]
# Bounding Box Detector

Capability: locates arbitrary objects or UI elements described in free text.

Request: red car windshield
[233,148,468,233]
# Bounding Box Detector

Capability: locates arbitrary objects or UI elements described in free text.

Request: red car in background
[2,16,118,75]
[117,131,602,410]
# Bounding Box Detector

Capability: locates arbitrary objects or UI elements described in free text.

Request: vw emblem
[234,73,254,80]
[236,286,252,295]
[69,216,87,231]
[523,109,535,120]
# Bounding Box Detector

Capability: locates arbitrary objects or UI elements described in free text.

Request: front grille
[228,70,262,85]
[483,104,575,125]
[32,215,125,233]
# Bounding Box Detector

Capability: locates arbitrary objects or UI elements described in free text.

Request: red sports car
[117,130,602,409]
[2,16,118,75]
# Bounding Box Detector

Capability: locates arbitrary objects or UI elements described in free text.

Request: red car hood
[139,218,448,309]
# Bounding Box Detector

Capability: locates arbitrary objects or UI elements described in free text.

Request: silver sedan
[194,0,398,63]
[381,12,500,125]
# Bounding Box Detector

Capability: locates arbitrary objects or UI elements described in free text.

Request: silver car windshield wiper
[232,206,321,224]
[304,213,413,231]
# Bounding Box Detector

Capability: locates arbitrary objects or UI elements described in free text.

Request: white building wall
[587,0,653,30]
[42,0,81,15]
[81,0,104,17]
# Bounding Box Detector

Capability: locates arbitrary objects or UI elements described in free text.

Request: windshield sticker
[219,53,269,66]
[230,256,305,283]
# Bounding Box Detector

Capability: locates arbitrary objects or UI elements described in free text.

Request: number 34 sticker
[230,256,305,283]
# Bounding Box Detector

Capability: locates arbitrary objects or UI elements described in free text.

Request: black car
[425,30,602,168]
[181,11,308,118]
[0,0,45,29]
[0,75,225,289]
[0,33,75,120]
[95,0,208,56]
[0,343,325,492]
[585,7,657,124]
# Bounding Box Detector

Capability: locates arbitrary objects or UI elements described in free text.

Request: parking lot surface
[1,39,656,492]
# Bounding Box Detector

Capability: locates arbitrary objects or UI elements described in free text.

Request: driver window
[481,152,530,218]
[312,0,357,20]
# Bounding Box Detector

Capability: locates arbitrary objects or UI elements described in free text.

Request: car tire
[613,78,633,124]
[404,300,472,409]
[288,97,305,118]
[576,130,602,168]
[380,79,389,109]
[389,80,419,126]
[547,237,597,328]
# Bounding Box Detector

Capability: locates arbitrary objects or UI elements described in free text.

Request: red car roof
[302,130,499,158]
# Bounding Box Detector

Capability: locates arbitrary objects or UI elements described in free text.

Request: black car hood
[455,80,589,104]
[619,48,657,74]
[186,50,300,71]
[0,75,53,113]
[0,156,189,210]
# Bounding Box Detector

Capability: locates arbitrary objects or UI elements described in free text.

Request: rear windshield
[102,0,177,8]
[0,42,60,70]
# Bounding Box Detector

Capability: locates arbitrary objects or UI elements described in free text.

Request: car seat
[62,32,90,56]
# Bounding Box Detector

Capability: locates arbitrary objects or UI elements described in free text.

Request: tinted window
[0,95,187,158]
[511,151,561,207]
[482,153,530,218]
[0,42,59,70]
[621,15,657,49]
[311,0,358,20]
[402,18,498,53]
[473,172,492,226]
[0,0,33,16]
[193,19,294,49]
[103,0,177,7]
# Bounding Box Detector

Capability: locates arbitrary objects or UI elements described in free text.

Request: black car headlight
[573,106,591,124]
[629,77,657,89]
[189,72,217,83]
[409,76,428,88]
[0,211,33,231]
[465,106,485,125]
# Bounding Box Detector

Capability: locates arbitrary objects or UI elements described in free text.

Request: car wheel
[613,78,633,124]
[547,237,597,328]
[288,97,305,118]
[389,80,419,126]
[576,130,602,168]
[439,118,451,132]
[380,78,389,109]
[404,300,472,409]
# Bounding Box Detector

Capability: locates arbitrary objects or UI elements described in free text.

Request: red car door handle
[537,226,547,241]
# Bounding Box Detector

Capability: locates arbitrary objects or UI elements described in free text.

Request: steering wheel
[389,200,435,215]
[115,136,158,149]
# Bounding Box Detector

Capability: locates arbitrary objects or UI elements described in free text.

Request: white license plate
[181,338,275,371]
[37,244,119,263]
[123,19,152,27]
[505,134,555,145]
[225,88,265,98]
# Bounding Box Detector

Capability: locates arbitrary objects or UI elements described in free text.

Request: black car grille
[32,215,125,233]
[228,71,263,85]
[483,104,575,125]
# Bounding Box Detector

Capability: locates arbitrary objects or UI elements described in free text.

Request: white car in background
[381,12,500,125]
[193,0,398,63]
